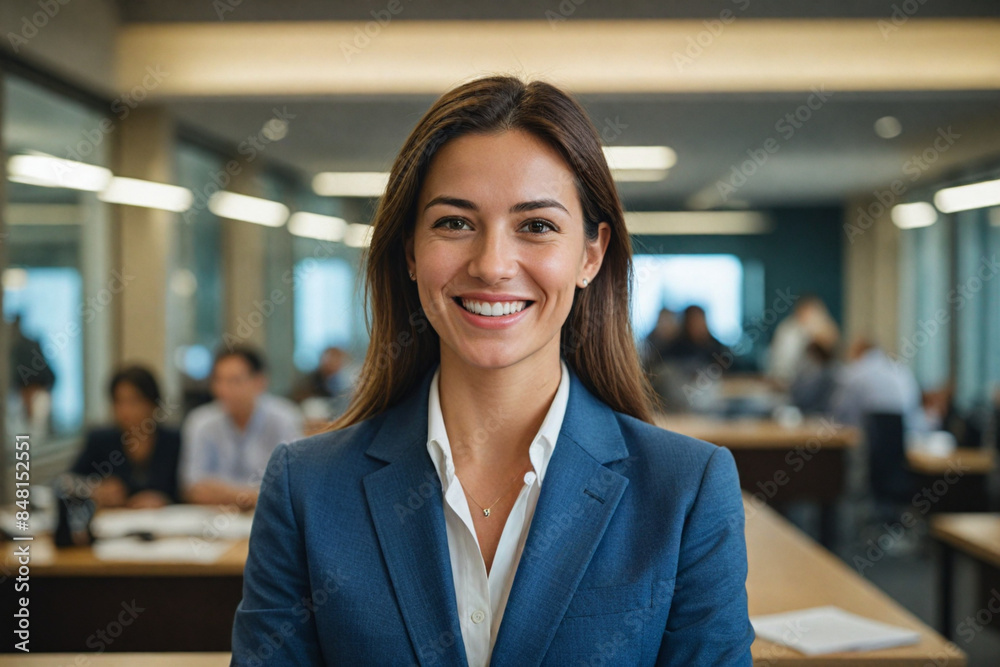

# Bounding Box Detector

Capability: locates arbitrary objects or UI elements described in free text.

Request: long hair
[327,74,662,430]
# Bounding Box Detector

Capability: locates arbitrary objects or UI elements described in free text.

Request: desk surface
[907,447,996,476]
[2,536,248,577]
[656,415,860,449]
[0,655,230,666]
[930,513,1000,570]
[745,495,965,665]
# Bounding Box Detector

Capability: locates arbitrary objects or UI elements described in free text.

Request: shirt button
[524,471,536,484]
[471,610,486,624]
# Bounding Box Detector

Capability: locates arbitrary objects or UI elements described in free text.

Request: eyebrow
[422,195,569,215]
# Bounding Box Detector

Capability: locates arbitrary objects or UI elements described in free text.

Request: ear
[405,232,415,275]
[581,222,611,282]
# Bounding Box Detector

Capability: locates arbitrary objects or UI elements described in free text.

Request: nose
[466,226,518,284]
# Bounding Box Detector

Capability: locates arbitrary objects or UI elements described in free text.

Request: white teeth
[460,299,528,317]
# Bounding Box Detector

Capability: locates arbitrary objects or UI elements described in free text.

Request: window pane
[631,254,744,345]
[3,74,112,444]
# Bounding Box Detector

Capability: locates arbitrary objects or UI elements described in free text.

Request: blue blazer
[231,362,754,666]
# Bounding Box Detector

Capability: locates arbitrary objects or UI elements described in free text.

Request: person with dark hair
[231,75,753,665]
[69,365,181,508]
[789,340,839,415]
[659,304,730,371]
[179,345,303,510]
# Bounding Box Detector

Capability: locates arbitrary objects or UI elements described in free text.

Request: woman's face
[407,129,610,371]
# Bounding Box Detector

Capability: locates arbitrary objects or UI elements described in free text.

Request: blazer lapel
[363,364,469,667]
[489,366,631,666]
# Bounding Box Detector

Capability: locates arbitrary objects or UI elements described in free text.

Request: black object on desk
[52,474,96,548]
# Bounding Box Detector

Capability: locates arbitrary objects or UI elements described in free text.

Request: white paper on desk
[91,505,251,539]
[93,536,233,563]
[751,606,921,655]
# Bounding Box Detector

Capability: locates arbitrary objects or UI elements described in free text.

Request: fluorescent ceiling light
[7,154,112,191]
[610,169,671,182]
[288,212,348,241]
[934,178,1000,213]
[603,146,676,171]
[874,116,902,139]
[623,211,773,235]
[99,177,193,212]
[344,223,374,248]
[891,202,937,229]
[208,191,289,227]
[313,172,390,197]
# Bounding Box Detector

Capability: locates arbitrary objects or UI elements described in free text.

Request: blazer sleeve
[231,442,324,666]
[656,445,755,665]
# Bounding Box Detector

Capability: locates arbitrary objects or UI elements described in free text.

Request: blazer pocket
[563,579,653,618]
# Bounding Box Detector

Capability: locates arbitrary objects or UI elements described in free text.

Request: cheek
[531,250,580,296]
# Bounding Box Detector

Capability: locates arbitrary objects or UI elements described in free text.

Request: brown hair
[327,74,661,430]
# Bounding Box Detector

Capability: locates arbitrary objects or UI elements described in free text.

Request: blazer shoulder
[609,411,742,505]
[613,411,723,470]
[281,415,384,474]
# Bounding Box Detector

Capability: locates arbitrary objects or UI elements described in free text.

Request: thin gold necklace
[464,471,529,517]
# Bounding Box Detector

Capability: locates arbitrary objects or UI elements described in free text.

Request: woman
[231,75,753,666]
[70,365,181,508]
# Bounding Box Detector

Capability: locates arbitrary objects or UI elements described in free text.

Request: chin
[449,343,529,370]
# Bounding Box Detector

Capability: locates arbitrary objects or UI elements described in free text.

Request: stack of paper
[91,505,253,540]
[751,606,922,654]
[93,536,233,563]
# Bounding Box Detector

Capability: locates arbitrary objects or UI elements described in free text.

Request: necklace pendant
[483,508,491,517]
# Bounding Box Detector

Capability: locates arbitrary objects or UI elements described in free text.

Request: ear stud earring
[581,278,588,287]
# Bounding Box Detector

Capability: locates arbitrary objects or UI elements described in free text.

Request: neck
[437,345,562,468]
[229,398,257,431]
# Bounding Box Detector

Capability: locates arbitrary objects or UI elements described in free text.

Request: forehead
[418,129,581,215]
[214,356,252,376]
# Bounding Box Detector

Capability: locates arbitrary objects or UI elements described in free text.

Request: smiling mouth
[452,297,535,317]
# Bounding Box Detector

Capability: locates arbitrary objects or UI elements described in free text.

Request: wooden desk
[658,415,859,546]
[747,496,966,665]
[930,513,1000,640]
[0,654,230,666]
[908,448,996,476]
[908,448,995,513]
[2,536,248,577]
[0,534,247,653]
[656,415,860,450]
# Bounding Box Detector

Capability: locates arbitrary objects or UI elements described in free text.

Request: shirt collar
[426,357,571,491]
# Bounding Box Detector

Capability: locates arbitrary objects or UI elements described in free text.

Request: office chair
[866,411,917,506]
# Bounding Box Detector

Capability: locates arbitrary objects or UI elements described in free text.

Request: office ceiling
[166,90,1000,209]
[113,1,1000,208]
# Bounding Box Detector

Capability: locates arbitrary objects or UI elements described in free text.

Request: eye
[522,219,557,234]
[433,217,472,231]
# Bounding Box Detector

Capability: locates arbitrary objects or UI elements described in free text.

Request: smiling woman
[230,74,754,666]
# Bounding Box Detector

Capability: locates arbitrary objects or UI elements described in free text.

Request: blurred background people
[291,345,354,426]
[639,307,680,375]
[767,295,840,388]
[659,305,730,372]
[8,313,56,440]
[830,337,927,435]
[69,365,181,509]
[789,340,839,415]
[179,345,303,510]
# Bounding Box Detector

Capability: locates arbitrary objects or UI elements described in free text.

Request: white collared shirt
[426,357,570,667]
